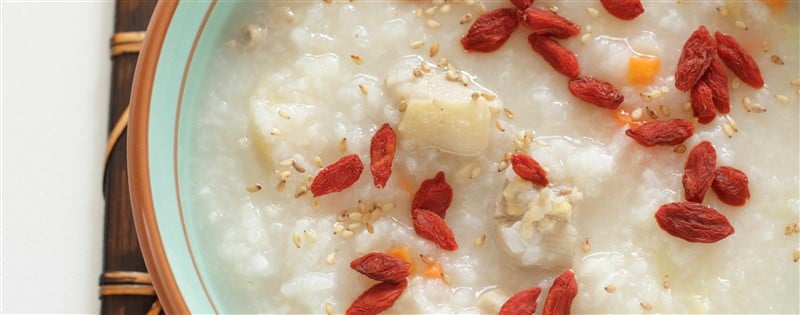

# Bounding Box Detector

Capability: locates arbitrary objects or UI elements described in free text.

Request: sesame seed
[292,160,306,173]
[465,0,475,5]
[471,92,480,100]
[586,24,592,32]
[381,202,395,211]
[762,40,770,52]
[459,73,470,86]
[503,108,515,120]
[659,105,670,117]
[662,275,671,289]
[280,159,293,167]
[631,107,644,121]
[723,123,734,138]
[358,84,368,96]
[348,222,362,230]
[295,185,309,198]
[734,20,748,30]
[751,103,766,113]
[716,6,728,16]
[424,6,437,16]
[366,222,375,234]
[440,4,451,14]
[413,68,423,78]
[339,138,347,153]
[311,197,320,209]
[305,230,317,243]
[791,78,800,88]
[270,128,282,136]
[246,183,262,193]
[495,119,506,132]
[469,166,481,179]
[771,55,785,65]
[640,302,653,311]
[547,4,559,12]
[776,94,789,104]
[674,144,687,153]
[794,224,800,233]
[459,13,473,24]
[341,230,354,239]
[476,1,486,13]
[742,97,753,112]
[398,99,408,112]
[481,92,497,101]
[586,7,599,17]
[604,285,616,293]
[580,33,592,44]
[348,212,362,221]
[581,238,591,252]
[326,253,336,265]
[497,161,509,172]
[409,40,425,49]
[535,139,549,147]
[640,91,653,102]
[350,54,363,64]
[442,273,452,285]
[420,62,431,73]
[279,171,292,181]
[727,117,738,132]
[292,232,302,248]
[659,86,670,94]
[426,19,441,29]
[437,57,449,67]
[513,139,525,150]
[445,70,459,81]
[415,7,424,17]
[784,224,794,235]
[278,109,291,120]
[732,77,741,89]
[314,156,322,168]
[277,180,286,192]
[475,234,486,247]
[645,106,658,119]
[420,254,435,264]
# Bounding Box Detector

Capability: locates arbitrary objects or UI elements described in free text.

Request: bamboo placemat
[101,1,161,314]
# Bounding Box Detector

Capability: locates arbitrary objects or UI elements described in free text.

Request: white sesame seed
[683,101,692,111]
[348,212,362,221]
[735,20,748,30]
[270,128,282,136]
[723,123,734,138]
[420,254,435,264]
[313,156,322,168]
[762,40,770,52]
[495,119,506,132]
[659,86,670,94]
[278,109,291,120]
[513,139,525,150]
[280,159,293,167]
[350,54,363,65]
[398,99,408,112]
[732,77,741,89]
[459,73,470,86]
[445,70,459,81]
[497,161,509,172]
[586,24,592,32]
[659,105,670,117]
[277,180,286,192]
[294,185,309,198]
[342,230,355,239]
[547,4,559,12]
[420,62,431,73]
[581,238,591,252]
[413,68,423,78]
[459,13,473,24]
[415,7,424,17]
[339,138,347,153]
[474,234,486,247]
[426,19,441,29]
[333,223,344,234]
[793,249,800,262]
[580,33,592,45]
[381,202,395,211]
[604,285,616,293]
[358,84,368,96]
[645,106,658,119]
[535,139,549,147]
[727,116,738,131]
[751,103,766,113]
[292,232,302,248]
[663,275,671,289]
[304,230,317,243]
[325,253,336,265]
[586,7,599,17]
[292,160,306,173]
[481,92,497,101]
[279,171,292,181]
[776,94,789,104]
[311,197,320,209]
[640,302,653,311]
[631,107,644,121]
[771,55,785,65]
[791,78,800,88]
[504,108,515,120]
[424,6,437,16]
[437,57,449,67]
[674,144,687,153]
[440,4,451,14]
[348,222,362,230]
[716,6,728,16]
[409,40,425,49]
[246,183,262,193]
[476,1,486,13]
[442,273,452,285]
[469,166,481,179]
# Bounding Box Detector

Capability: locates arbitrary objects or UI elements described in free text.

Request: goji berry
[370,123,396,189]
[683,141,717,203]
[519,8,580,39]
[568,76,624,109]
[712,166,750,206]
[412,208,458,251]
[527,34,580,78]
[461,8,519,52]
[510,0,532,10]
[350,252,410,283]
[655,202,735,243]
[625,119,694,147]
[310,154,363,197]
[700,58,730,114]
[346,279,407,315]
[600,0,645,20]
[715,31,764,88]
[510,152,549,187]
[674,25,716,91]
[542,269,577,315]
[690,81,717,124]
[499,287,541,315]
[411,172,453,218]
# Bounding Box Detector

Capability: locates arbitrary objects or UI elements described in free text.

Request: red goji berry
[683,141,717,203]
[655,202,735,243]
[370,123,396,189]
[412,208,458,251]
[527,34,580,78]
[715,31,764,88]
[712,166,750,206]
[700,58,730,114]
[510,152,549,187]
[674,25,716,91]
[461,8,519,52]
[499,287,541,315]
[600,0,645,20]
[346,280,407,315]
[310,154,363,197]
[350,252,410,283]
[568,76,624,109]
[519,8,580,39]
[625,119,694,147]
[542,269,578,315]
[690,81,717,124]
[411,171,453,218]
[510,0,533,10]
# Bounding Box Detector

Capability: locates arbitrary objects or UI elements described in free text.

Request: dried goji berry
[411,171,453,218]
[346,279,407,315]
[461,8,519,52]
[568,76,624,109]
[519,8,580,39]
[370,123,396,189]
[600,0,644,20]
[510,0,533,10]
[625,119,694,147]
[412,208,458,251]
[712,166,750,206]
[683,141,717,203]
[655,202,735,243]
[542,269,577,315]
[674,25,716,91]
[700,58,730,114]
[499,287,541,315]
[310,154,363,197]
[690,81,717,124]
[350,252,410,283]
[510,152,549,187]
[715,31,764,88]
[527,34,580,78]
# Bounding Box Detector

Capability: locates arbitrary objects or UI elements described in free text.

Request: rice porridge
[187,1,799,313]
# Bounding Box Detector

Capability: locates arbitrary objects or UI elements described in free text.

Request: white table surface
[2,1,114,313]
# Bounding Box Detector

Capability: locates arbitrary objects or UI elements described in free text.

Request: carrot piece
[627,55,661,85]
[422,262,443,280]
[760,0,786,11]
[387,247,415,274]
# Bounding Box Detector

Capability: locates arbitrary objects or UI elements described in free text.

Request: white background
[2,1,114,313]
